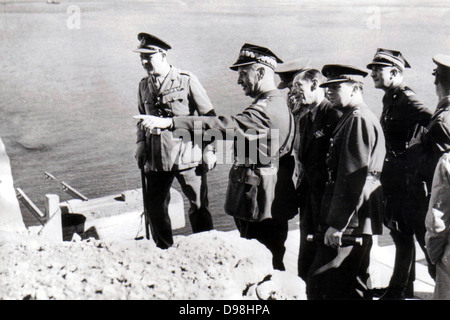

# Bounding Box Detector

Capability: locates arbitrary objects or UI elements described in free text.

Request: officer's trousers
[298,224,317,281]
[145,166,213,249]
[381,159,436,298]
[306,235,373,300]
[234,217,289,271]
[386,229,416,296]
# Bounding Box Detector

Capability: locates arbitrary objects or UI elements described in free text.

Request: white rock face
[0,230,306,300]
[0,138,26,232]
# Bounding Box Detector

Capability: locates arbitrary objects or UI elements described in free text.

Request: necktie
[300,111,313,161]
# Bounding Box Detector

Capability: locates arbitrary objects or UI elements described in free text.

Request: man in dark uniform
[137,43,295,270]
[425,54,450,299]
[367,48,434,299]
[133,33,217,249]
[417,55,450,191]
[289,68,342,281]
[306,65,386,300]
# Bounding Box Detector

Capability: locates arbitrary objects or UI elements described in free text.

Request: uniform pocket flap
[161,90,184,104]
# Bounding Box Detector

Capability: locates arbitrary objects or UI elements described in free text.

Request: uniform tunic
[137,66,215,249]
[137,66,214,171]
[418,96,450,188]
[423,97,450,300]
[379,84,434,297]
[425,152,450,300]
[320,104,386,236]
[380,84,432,232]
[173,89,294,270]
[173,89,293,221]
[307,103,386,300]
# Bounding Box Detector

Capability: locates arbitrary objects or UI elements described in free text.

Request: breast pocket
[161,90,188,116]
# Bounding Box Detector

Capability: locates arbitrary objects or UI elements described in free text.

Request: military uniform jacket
[173,90,293,222]
[137,66,214,171]
[418,96,450,187]
[380,84,432,165]
[320,104,386,235]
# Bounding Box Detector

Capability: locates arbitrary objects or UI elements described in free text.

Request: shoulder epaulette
[254,99,268,109]
[178,70,193,77]
[402,86,416,97]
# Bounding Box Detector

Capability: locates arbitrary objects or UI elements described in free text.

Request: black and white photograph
[0,0,449,305]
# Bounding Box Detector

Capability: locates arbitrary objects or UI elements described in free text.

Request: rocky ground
[0,230,306,300]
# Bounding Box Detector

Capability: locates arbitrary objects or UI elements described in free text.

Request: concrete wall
[0,137,26,232]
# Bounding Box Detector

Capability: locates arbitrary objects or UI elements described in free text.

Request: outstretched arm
[134,114,173,131]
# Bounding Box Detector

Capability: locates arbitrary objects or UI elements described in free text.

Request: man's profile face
[292,73,315,105]
[140,52,165,76]
[325,82,354,107]
[433,67,444,98]
[237,65,260,98]
[370,65,394,89]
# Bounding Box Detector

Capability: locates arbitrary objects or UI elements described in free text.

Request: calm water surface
[0,1,448,237]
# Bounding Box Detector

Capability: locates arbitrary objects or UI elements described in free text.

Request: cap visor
[366,62,394,69]
[133,48,159,54]
[432,54,450,69]
[229,61,256,71]
[319,79,349,88]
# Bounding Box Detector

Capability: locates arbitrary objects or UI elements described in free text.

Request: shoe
[379,288,405,300]
[404,282,414,299]
[370,287,388,298]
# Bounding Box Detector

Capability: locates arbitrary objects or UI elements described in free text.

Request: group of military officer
[133,32,450,300]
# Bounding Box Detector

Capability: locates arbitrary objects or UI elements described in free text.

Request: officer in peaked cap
[133,32,172,54]
[229,43,298,270]
[230,43,284,69]
[133,32,217,250]
[433,53,450,70]
[320,64,368,88]
[367,48,434,300]
[139,43,296,270]
[425,53,450,300]
[306,63,386,300]
[366,48,411,71]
